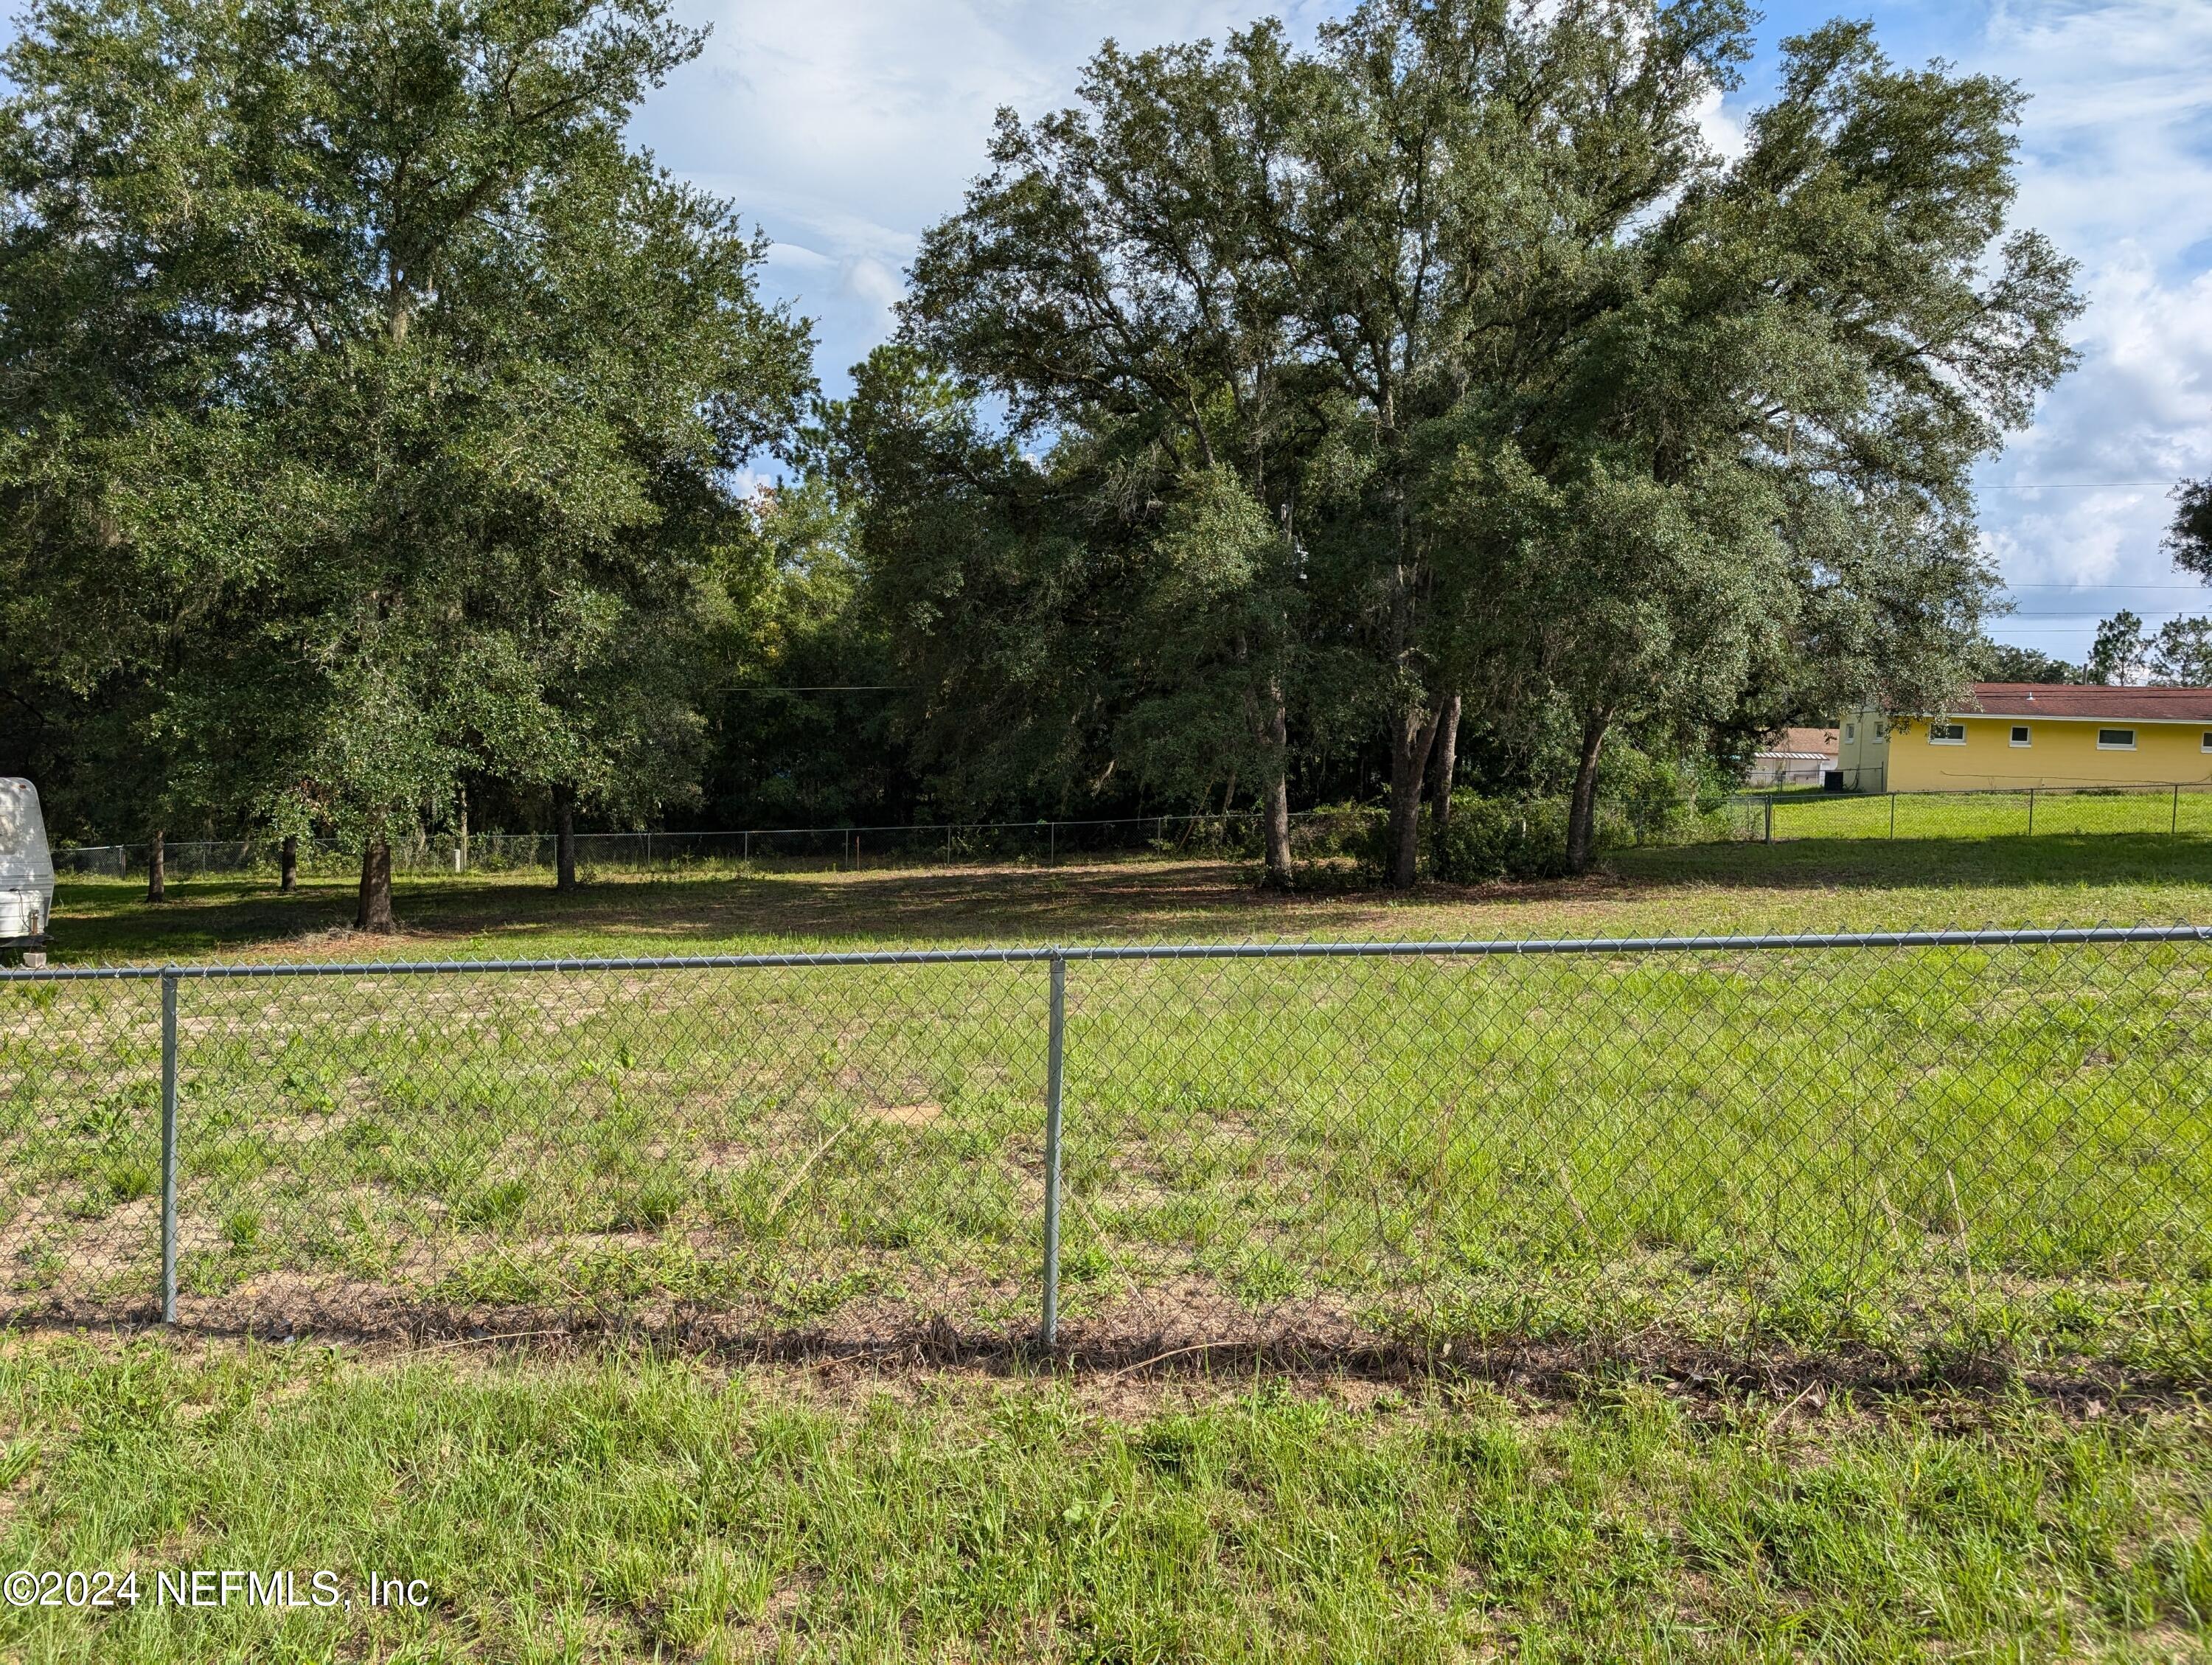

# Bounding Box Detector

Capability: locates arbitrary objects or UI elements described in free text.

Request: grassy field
[0,1338,2206,1664]
[37,824,2212,964]
[8,843,2212,1371]
[1767,787,2212,845]
[3,838,2210,1660]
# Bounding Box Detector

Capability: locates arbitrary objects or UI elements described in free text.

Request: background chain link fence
[53,786,2212,883]
[1747,782,2212,844]
[49,809,1377,880]
[4,928,2211,1378]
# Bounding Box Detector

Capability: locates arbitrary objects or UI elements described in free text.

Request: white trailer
[0,779,55,964]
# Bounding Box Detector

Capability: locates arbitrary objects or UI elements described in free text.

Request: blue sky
[639,2,2192,661]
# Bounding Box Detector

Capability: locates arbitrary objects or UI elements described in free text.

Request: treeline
[1984,477,2212,686]
[1988,622,2202,691]
[0,0,2093,920]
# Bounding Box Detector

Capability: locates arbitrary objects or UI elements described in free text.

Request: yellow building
[1837,684,2212,793]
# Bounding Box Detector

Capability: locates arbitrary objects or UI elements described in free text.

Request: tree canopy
[0,0,811,922]
[0,0,2104,897]
[878,0,2081,880]
[2169,479,2212,582]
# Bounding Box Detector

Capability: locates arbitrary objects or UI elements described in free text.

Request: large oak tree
[0,0,810,925]
[894,0,2079,881]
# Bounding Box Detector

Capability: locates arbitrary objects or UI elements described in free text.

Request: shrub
[1600,748,1731,846]
[1430,793,1573,882]
[1320,804,1395,876]
[1290,802,1387,861]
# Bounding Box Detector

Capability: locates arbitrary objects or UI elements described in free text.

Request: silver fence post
[2174,783,2181,835]
[159,967,179,1324]
[1890,793,1897,838]
[2028,787,2036,835]
[1040,951,1067,1349]
[1763,799,1773,844]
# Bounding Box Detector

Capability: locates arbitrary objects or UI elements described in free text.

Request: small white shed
[0,779,55,953]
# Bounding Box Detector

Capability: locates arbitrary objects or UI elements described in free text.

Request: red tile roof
[1957,684,2212,721]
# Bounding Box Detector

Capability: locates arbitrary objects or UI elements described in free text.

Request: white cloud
[1976,257,2212,650]
[633,0,1332,386]
[1693,86,1748,163]
[1962,0,2212,655]
[841,254,905,312]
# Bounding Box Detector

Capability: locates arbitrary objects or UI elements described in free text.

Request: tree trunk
[279,833,298,894]
[356,837,396,932]
[145,829,166,904]
[1565,713,1610,875]
[1385,701,1446,889]
[1260,686,1293,886]
[554,787,578,892]
[1429,693,1462,831]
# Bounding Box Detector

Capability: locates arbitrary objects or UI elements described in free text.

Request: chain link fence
[4,928,2211,1378]
[1747,781,2212,843]
[52,785,2212,887]
[50,810,1376,880]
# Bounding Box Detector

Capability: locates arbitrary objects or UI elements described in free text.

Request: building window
[2010,725,2031,746]
[2202,731,2212,752]
[1843,723,1855,743]
[2097,729,2136,751]
[1929,722,1966,745]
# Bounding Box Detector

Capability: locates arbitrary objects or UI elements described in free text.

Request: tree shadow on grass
[47,861,1315,963]
[49,878,359,963]
[46,832,2212,966]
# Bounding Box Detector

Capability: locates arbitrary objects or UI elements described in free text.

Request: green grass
[7,844,2212,1660]
[0,1336,2205,1663]
[38,822,2212,967]
[7,844,2212,1374]
[1767,788,2212,846]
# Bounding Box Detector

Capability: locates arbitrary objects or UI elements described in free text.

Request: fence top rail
[5,923,2208,981]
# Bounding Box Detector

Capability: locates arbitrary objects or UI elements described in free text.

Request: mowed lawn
[40,825,2212,963]
[0,1338,2208,1664]
[3,836,2211,1661]
[10,838,2212,1367]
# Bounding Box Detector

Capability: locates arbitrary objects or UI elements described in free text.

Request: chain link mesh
[4,932,2209,1377]
[1054,938,2212,1375]
[0,976,163,1318]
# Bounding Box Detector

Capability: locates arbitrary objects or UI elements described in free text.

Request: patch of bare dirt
[4,1269,2195,1423]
